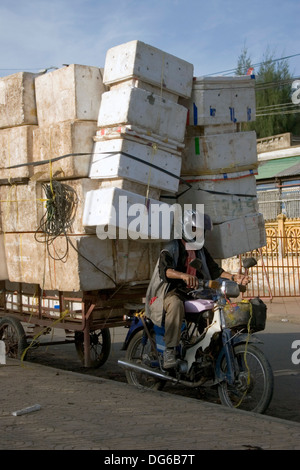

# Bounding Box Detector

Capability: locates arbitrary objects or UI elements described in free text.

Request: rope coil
[34,180,78,262]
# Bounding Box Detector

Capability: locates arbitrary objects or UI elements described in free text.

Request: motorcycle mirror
[189,258,202,271]
[242,257,257,269]
[221,280,240,298]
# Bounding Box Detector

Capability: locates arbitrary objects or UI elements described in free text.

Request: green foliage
[236,46,300,138]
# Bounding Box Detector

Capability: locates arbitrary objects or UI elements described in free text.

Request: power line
[206,53,300,77]
[256,109,300,117]
[257,102,299,111]
[2,52,300,77]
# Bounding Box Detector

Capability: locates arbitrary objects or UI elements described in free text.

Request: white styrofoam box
[4,233,42,285]
[0,125,37,179]
[103,40,193,98]
[89,138,182,193]
[0,182,43,233]
[180,75,256,126]
[0,72,39,128]
[97,87,188,143]
[35,64,107,125]
[181,131,257,175]
[0,179,104,236]
[176,171,258,224]
[77,237,160,289]
[204,213,266,259]
[95,125,184,152]
[36,178,103,234]
[96,178,161,200]
[83,187,175,241]
[185,123,238,136]
[32,120,97,179]
[4,233,160,291]
[110,78,179,103]
[0,235,8,280]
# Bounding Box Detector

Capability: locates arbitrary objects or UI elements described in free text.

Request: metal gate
[242,233,300,298]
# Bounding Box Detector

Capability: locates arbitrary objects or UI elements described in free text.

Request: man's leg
[162,292,184,368]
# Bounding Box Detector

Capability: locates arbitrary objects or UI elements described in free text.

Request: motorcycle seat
[184,298,214,313]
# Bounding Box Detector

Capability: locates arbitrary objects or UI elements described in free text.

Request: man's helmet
[182,210,212,249]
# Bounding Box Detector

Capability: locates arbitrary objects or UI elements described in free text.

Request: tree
[236,46,300,138]
[236,42,252,76]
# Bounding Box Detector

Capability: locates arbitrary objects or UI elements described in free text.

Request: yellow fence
[243,215,300,297]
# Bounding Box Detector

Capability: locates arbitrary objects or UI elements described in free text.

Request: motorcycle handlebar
[187,278,243,299]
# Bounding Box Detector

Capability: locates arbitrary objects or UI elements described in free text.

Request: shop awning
[256,155,300,180]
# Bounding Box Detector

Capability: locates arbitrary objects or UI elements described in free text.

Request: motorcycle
[118,258,274,414]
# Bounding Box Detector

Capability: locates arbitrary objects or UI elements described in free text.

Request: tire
[0,316,27,360]
[125,329,165,391]
[217,343,274,414]
[75,328,111,368]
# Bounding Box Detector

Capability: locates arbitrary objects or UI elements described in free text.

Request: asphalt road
[24,320,300,423]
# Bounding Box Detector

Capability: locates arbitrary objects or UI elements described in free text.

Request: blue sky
[1,0,299,78]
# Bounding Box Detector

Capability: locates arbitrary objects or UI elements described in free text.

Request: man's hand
[234,273,251,286]
[181,273,199,289]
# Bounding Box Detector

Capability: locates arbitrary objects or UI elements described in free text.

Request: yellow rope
[234,302,253,408]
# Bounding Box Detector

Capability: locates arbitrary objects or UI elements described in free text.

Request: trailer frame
[0,280,147,368]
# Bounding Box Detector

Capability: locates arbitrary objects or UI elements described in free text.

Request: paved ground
[263,296,300,324]
[1,296,299,452]
[1,358,300,452]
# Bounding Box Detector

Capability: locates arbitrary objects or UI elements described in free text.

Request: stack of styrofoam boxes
[0,65,161,293]
[175,75,266,259]
[1,66,104,292]
[0,71,40,282]
[85,40,194,241]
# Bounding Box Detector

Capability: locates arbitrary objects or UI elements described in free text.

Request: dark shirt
[159,239,224,292]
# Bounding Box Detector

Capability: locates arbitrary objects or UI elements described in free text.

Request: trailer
[0,280,147,368]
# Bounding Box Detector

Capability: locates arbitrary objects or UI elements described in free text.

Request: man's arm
[165,268,199,289]
[219,270,251,286]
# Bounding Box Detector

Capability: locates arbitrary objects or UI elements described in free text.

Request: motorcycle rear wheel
[125,329,166,391]
[217,343,274,414]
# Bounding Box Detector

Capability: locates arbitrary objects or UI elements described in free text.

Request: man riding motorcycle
[145,211,251,369]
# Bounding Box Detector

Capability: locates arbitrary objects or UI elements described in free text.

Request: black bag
[249,297,267,332]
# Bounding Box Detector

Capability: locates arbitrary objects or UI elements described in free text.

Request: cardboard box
[103,40,193,98]
[35,64,106,125]
[0,72,38,128]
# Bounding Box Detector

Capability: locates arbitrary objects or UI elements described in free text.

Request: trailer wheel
[74,328,111,368]
[0,317,27,360]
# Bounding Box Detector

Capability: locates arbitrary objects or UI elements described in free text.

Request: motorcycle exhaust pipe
[118,359,179,383]
[118,359,207,388]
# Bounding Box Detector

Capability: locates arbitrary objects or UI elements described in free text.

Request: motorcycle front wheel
[125,329,166,391]
[217,343,274,414]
